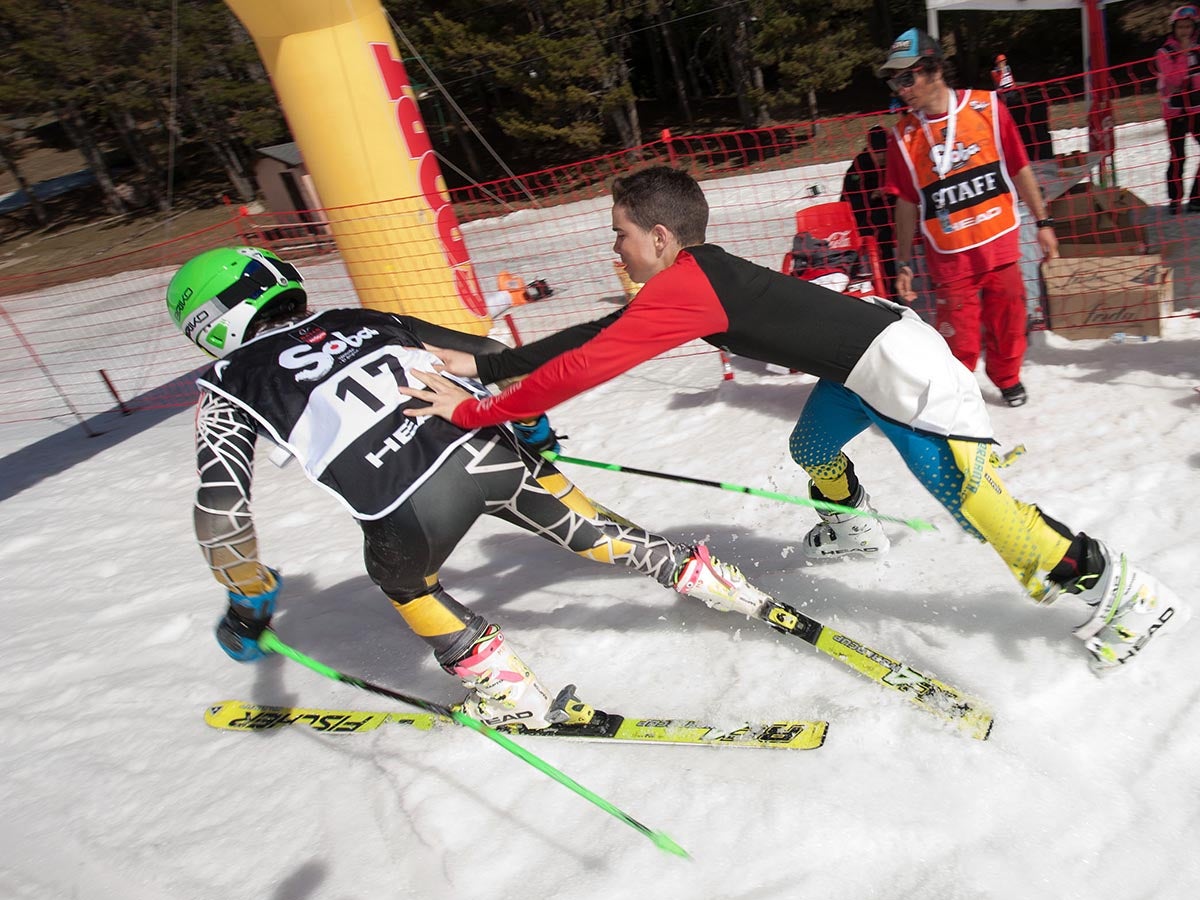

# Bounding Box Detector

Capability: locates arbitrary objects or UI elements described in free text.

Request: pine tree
[751,0,880,121]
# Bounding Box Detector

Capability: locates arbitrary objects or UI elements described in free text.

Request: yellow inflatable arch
[226,0,489,333]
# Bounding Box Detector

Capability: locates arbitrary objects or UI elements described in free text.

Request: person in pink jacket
[1156,6,1200,214]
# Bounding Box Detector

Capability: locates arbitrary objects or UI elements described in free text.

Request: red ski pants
[933,261,1027,390]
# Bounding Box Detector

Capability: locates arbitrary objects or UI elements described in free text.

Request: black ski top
[463,244,900,423]
[460,243,993,442]
[196,309,502,520]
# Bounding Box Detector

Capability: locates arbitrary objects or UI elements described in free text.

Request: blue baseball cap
[878,28,943,75]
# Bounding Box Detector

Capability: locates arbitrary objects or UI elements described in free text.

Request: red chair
[780,201,887,298]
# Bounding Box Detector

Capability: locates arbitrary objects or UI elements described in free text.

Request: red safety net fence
[1,53,1195,429]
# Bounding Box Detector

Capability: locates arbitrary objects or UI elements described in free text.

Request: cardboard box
[1041,255,1173,339]
[1047,183,1148,251]
[1093,187,1150,240]
[1158,237,1200,306]
[1055,151,1090,169]
[1056,241,1144,259]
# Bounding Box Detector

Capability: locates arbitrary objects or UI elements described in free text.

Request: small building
[250,142,333,252]
[255,142,323,214]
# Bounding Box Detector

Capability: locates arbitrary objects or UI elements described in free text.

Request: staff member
[880,28,1058,408]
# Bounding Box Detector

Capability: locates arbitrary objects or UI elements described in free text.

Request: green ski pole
[257,630,689,859]
[542,451,936,532]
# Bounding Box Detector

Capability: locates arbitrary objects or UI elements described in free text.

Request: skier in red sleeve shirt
[880,28,1058,408]
[397,165,1185,674]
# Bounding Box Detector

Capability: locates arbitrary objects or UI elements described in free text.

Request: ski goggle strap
[215,253,303,307]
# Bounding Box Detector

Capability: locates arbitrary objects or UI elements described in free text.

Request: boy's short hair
[610,166,709,246]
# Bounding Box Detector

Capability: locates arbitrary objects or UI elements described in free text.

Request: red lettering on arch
[371,43,408,103]
[437,204,468,267]
[396,96,433,158]
[454,267,487,317]
[418,152,448,207]
[370,42,482,318]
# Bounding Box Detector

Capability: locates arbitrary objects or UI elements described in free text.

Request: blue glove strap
[215,616,268,662]
[512,415,560,453]
[227,568,281,619]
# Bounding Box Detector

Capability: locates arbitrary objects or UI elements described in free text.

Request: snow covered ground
[4,111,1200,897]
[2,303,1199,898]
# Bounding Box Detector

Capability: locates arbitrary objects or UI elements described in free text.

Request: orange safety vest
[892,90,1019,255]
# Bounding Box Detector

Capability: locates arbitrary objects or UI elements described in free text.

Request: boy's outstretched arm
[474,310,624,383]
[396,315,510,358]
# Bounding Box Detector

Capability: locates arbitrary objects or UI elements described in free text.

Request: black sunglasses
[886,66,929,93]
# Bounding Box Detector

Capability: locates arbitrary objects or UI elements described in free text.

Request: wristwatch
[1035,217,1055,229]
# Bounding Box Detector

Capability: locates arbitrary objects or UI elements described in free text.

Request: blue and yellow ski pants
[790,380,1072,600]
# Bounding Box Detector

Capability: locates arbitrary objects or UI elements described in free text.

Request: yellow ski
[758,600,994,740]
[205,700,828,750]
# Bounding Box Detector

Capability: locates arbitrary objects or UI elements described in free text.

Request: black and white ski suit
[192,309,689,666]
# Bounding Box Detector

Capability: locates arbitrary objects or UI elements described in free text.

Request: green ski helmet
[166,246,306,357]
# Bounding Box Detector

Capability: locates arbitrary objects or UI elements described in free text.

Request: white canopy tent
[922,1,1137,304]
[924,0,1131,180]
[924,0,1130,72]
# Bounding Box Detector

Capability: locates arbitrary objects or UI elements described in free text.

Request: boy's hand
[400,369,473,422]
[423,345,478,378]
